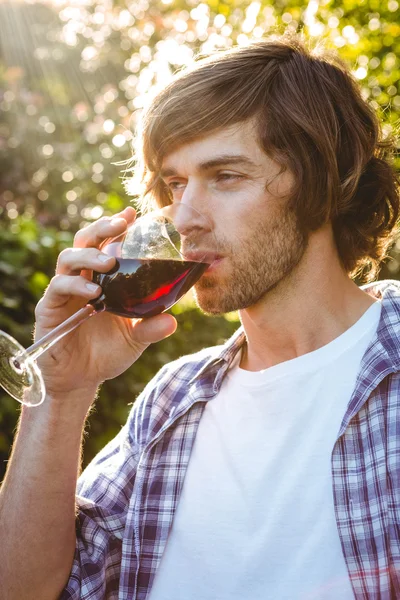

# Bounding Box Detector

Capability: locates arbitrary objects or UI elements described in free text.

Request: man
[0,35,399,600]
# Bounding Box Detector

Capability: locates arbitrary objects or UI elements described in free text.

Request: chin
[193,288,241,316]
[193,288,225,315]
[194,277,280,315]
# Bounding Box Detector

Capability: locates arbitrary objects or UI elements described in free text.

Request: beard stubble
[193,204,308,315]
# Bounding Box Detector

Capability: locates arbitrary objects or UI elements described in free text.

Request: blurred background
[0,0,399,479]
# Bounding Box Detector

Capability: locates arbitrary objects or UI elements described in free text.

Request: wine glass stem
[17,304,101,365]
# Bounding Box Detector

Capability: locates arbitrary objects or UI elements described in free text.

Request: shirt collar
[188,326,245,388]
[361,279,400,372]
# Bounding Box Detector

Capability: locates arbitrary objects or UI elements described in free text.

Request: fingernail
[98,254,114,262]
[86,282,100,292]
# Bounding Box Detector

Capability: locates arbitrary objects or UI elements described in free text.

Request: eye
[166,180,186,191]
[215,172,243,183]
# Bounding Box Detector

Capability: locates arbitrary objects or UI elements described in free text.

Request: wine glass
[0,203,215,408]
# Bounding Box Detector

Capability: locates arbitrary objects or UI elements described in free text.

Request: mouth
[204,257,223,273]
[182,251,221,265]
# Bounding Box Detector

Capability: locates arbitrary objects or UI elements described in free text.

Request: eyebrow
[160,154,257,178]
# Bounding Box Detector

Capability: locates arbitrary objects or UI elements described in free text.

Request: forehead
[161,120,266,172]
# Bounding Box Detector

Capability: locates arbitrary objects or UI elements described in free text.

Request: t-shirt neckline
[228,301,382,388]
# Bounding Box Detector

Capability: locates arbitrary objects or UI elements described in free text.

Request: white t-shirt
[149,302,381,600]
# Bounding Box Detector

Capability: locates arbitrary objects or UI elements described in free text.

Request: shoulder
[362,280,400,361]
[362,279,400,307]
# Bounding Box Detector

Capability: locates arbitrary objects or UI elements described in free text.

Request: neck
[239,225,377,371]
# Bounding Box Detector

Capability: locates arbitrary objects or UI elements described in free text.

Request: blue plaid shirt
[62,280,400,600]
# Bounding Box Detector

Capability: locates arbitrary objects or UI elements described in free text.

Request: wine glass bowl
[91,205,211,319]
[0,203,213,407]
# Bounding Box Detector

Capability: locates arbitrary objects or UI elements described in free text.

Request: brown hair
[128,35,400,282]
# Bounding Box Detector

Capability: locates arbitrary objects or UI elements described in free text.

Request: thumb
[130,313,178,345]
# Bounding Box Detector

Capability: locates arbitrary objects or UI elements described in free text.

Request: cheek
[213,186,267,223]
[215,214,265,258]
[209,181,287,244]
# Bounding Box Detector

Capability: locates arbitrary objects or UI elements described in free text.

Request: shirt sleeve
[59,359,180,599]
[60,411,140,600]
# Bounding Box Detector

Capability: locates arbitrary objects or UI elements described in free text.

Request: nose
[159,203,212,260]
[164,190,212,237]
[172,206,208,237]
[178,179,210,227]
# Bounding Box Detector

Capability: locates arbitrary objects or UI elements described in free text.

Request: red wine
[92,258,209,318]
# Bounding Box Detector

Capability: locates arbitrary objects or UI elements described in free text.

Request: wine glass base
[0,331,45,406]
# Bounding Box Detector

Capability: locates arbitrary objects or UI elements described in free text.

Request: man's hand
[34,206,177,409]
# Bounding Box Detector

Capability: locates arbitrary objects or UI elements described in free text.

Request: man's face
[160,120,308,315]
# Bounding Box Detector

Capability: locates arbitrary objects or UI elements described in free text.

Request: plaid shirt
[62,280,400,600]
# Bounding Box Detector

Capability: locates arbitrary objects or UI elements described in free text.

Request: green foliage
[0,217,74,461]
[0,0,399,477]
[0,217,73,340]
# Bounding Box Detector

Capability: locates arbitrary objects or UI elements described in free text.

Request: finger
[42,274,102,308]
[130,313,178,345]
[56,247,116,276]
[74,206,136,249]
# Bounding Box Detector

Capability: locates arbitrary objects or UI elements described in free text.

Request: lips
[204,257,223,272]
[182,250,221,264]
